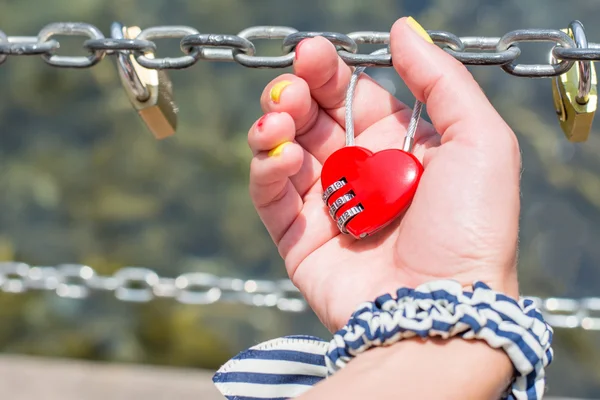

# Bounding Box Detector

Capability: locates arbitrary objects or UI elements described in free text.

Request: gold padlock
[551,23,597,142]
[113,23,178,139]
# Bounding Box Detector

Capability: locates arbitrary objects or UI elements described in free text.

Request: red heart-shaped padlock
[321,146,423,239]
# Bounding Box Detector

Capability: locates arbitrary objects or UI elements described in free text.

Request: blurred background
[1,0,599,398]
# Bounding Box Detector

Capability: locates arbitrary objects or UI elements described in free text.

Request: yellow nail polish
[268,142,291,157]
[406,16,433,44]
[270,81,292,103]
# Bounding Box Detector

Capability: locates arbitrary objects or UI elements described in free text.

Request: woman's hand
[248,17,522,333]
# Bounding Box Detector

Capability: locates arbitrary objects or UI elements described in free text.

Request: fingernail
[256,113,271,131]
[406,16,433,44]
[268,141,291,157]
[295,39,306,61]
[270,81,292,104]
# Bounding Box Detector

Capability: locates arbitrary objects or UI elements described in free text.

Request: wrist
[300,337,513,400]
[360,338,514,399]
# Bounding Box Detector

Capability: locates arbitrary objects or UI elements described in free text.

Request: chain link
[0,262,307,312]
[0,261,598,330]
[0,21,598,77]
[37,22,106,68]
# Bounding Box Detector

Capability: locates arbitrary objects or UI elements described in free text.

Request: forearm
[298,337,514,400]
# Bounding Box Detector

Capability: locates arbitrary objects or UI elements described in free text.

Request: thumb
[391,17,514,149]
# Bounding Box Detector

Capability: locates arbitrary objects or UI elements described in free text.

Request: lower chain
[0,262,597,330]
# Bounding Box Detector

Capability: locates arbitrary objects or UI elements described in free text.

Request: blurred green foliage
[1,0,600,397]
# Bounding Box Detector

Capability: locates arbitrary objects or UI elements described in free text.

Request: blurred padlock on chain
[112,22,178,139]
[551,20,597,142]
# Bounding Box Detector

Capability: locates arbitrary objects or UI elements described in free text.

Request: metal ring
[338,50,391,67]
[111,22,149,102]
[497,29,575,77]
[0,37,60,56]
[460,36,501,50]
[549,46,567,121]
[552,47,600,61]
[282,32,358,54]
[136,26,200,69]
[347,31,389,45]
[446,47,520,65]
[445,37,521,65]
[233,26,298,68]
[569,20,591,103]
[55,264,95,299]
[113,267,159,303]
[0,262,30,293]
[0,30,7,64]
[83,37,156,53]
[429,30,464,51]
[180,33,255,63]
[338,32,391,67]
[37,22,105,68]
[175,273,222,305]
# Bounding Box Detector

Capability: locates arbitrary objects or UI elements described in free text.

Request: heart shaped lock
[321,146,423,239]
[321,49,424,239]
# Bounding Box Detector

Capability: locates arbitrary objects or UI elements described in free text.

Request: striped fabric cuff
[213,280,553,400]
[213,335,328,399]
[326,280,553,400]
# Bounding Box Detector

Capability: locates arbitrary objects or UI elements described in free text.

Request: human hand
[248,17,522,332]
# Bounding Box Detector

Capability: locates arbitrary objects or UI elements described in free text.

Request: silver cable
[403,100,423,152]
[344,64,366,146]
[344,48,423,151]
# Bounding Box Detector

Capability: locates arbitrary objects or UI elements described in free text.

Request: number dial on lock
[321,146,423,239]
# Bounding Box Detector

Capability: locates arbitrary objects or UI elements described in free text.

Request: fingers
[293,37,410,135]
[390,18,517,152]
[248,111,322,198]
[260,75,346,164]
[249,112,321,243]
[248,111,342,271]
[259,76,318,138]
[249,144,303,244]
[248,112,296,156]
[260,37,415,165]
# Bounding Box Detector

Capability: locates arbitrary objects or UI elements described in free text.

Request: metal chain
[0,261,306,312]
[0,261,598,331]
[1,21,600,77]
[1,21,599,331]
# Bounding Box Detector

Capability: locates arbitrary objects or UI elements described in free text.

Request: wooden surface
[0,355,223,399]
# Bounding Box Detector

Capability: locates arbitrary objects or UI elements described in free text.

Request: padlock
[551,22,597,142]
[113,22,178,139]
[321,51,424,239]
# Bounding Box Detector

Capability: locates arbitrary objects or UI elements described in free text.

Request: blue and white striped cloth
[213,335,328,399]
[213,280,553,400]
